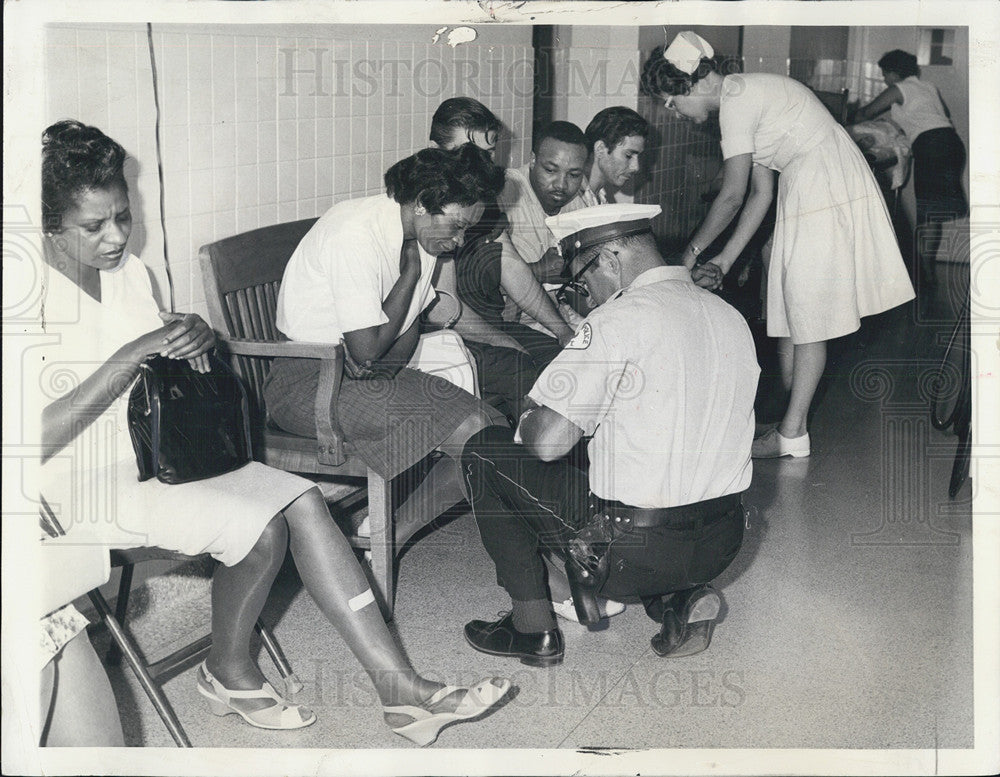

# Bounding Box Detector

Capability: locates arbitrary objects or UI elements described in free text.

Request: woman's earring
[414,203,427,216]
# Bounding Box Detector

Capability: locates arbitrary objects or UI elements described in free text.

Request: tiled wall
[43,23,534,316]
[849,59,890,106]
[789,58,851,93]
[636,94,723,255]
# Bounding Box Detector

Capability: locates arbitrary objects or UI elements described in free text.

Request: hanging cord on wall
[146,22,175,313]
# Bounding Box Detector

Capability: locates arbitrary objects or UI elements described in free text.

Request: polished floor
[91,266,974,753]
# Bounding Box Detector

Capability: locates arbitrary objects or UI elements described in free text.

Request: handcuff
[512,405,537,444]
[690,242,724,287]
[428,288,462,330]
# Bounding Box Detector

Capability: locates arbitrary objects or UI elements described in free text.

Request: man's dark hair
[429,97,502,148]
[384,144,505,213]
[877,49,920,79]
[42,119,127,232]
[584,107,650,153]
[532,120,587,153]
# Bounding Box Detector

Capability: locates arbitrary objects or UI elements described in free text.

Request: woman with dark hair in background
[855,49,968,288]
[39,120,509,746]
[641,32,914,459]
[266,144,509,548]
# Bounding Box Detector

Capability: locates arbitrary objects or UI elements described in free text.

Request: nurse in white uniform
[641,32,914,459]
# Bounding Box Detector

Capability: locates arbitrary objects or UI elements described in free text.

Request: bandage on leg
[348,588,376,612]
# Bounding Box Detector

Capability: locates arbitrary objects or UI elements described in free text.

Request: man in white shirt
[425,99,575,420]
[580,106,650,205]
[461,204,760,666]
[498,120,591,284]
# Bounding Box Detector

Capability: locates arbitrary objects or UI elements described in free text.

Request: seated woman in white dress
[39,120,509,746]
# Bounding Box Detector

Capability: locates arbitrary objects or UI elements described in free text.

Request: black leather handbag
[127,354,253,484]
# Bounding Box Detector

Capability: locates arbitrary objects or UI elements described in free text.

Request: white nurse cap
[663,31,714,75]
[546,203,662,267]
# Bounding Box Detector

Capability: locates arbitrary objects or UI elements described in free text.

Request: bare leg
[393,407,504,545]
[437,406,503,460]
[40,631,124,746]
[393,456,466,548]
[777,336,795,393]
[282,488,484,720]
[205,515,288,712]
[778,340,827,439]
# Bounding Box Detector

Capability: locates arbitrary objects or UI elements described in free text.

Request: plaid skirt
[264,358,484,479]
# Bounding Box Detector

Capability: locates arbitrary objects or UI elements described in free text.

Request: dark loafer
[464,612,564,667]
[650,584,722,658]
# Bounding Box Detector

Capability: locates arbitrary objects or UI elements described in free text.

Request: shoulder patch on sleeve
[565,321,592,350]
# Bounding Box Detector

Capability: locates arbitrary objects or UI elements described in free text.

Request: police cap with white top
[545,203,662,273]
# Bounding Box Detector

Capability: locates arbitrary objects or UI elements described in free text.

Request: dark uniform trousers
[463,340,540,423]
[452,231,564,422]
[462,427,745,614]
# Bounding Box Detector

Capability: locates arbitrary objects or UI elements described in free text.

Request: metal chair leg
[87,587,192,747]
[255,619,303,695]
[105,562,135,666]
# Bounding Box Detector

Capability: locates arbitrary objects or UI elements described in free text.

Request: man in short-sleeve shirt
[581,106,650,206]
[461,204,759,666]
[496,121,591,283]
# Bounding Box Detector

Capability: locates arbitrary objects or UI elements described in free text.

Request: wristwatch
[689,242,703,258]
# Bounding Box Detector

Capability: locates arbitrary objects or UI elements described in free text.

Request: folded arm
[528,247,566,285]
[342,239,421,364]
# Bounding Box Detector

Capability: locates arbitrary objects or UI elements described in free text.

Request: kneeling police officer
[461,204,760,665]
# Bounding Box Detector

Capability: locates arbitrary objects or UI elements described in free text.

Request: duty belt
[589,492,743,530]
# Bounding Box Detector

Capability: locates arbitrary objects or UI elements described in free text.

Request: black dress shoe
[650,584,721,658]
[464,612,564,667]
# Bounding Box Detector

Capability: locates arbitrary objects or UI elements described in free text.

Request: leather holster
[564,511,614,625]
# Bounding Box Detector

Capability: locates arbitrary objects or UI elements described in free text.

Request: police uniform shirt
[528,265,759,509]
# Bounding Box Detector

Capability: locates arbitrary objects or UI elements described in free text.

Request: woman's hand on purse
[158,312,216,371]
